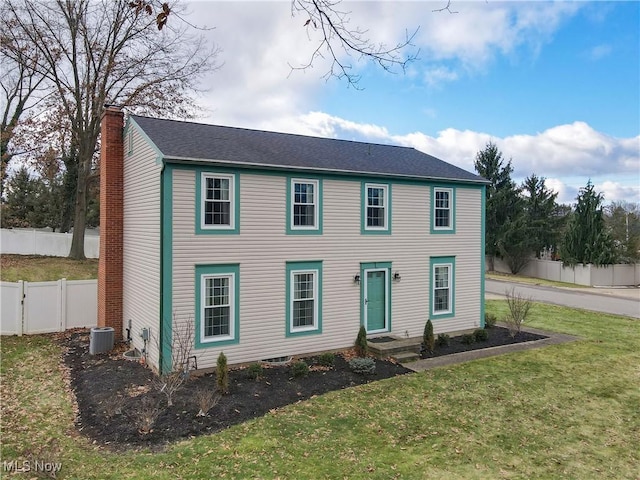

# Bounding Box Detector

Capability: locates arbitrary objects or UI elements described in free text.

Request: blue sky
[187,1,640,204]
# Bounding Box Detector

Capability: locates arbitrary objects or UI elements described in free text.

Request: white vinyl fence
[488,257,640,287]
[0,279,97,335]
[0,228,99,258]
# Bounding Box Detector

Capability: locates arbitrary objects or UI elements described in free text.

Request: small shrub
[102,395,125,418]
[194,388,221,417]
[423,319,435,354]
[460,333,475,345]
[348,357,376,375]
[473,328,489,342]
[484,313,497,328]
[216,352,229,394]
[130,397,162,435]
[505,287,533,337]
[354,325,368,357]
[291,360,309,378]
[246,363,263,380]
[318,352,335,367]
[436,333,450,347]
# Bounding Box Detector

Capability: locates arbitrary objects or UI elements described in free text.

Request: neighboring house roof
[131,115,487,184]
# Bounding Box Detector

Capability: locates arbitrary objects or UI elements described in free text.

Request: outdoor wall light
[393,272,402,281]
[354,274,361,284]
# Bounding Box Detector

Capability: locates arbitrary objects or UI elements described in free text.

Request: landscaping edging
[404,324,579,372]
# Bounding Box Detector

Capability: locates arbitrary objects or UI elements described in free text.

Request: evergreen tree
[605,202,640,263]
[521,174,562,257]
[498,199,536,274]
[474,142,521,270]
[2,166,38,227]
[561,181,617,265]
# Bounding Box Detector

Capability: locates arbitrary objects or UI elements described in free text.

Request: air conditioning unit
[89,327,115,355]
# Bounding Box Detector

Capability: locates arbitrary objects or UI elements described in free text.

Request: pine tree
[561,181,617,266]
[521,174,562,257]
[2,166,38,227]
[474,142,521,270]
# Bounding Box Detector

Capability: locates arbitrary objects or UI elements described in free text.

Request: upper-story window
[363,183,390,233]
[292,179,318,229]
[431,186,455,233]
[200,172,236,231]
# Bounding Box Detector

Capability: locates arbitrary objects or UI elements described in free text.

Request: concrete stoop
[368,336,422,363]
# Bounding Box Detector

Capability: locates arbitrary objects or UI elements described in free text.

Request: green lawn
[1,302,638,479]
[0,254,98,282]
[486,271,590,289]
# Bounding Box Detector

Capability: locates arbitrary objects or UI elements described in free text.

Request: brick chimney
[98,106,124,340]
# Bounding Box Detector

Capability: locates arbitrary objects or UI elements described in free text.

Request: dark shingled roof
[131,115,486,184]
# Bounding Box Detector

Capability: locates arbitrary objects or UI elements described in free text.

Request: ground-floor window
[430,256,455,319]
[195,264,240,347]
[286,261,323,336]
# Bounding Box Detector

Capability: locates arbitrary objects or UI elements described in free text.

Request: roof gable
[130,115,485,184]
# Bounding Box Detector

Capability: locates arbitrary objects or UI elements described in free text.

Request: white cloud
[588,44,612,60]
[176,3,636,205]
[188,1,584,126]
[278,111,639,204]
[597,181,640,205]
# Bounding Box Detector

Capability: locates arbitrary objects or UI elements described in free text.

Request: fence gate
[0,279,97,335]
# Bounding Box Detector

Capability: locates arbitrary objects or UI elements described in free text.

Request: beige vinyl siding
[172,170,483,368]
[123,126,162,368]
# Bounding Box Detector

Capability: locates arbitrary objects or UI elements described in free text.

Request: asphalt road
[486,279,640,319]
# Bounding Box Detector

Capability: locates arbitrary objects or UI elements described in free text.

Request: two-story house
[98,107,487,373]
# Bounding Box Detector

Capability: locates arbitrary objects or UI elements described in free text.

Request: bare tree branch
[289,0,419,88]
[432,0,459,14]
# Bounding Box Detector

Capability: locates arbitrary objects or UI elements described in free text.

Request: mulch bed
[420,326,547,358]
[60,326,546,450]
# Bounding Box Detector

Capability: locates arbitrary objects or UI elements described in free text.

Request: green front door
[366,270,387,332]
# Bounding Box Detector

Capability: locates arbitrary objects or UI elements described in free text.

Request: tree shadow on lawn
[61,326,546,451]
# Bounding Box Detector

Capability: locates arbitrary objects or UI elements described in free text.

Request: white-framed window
[433,264,452,314]
[291,179,318,230]
[201,273,235,342]
[127,129,133,155]
[291,270,317,331]
[434,188,452,230]
[365,183,388,230]
[201,173,234,229]
[286,261,322,336]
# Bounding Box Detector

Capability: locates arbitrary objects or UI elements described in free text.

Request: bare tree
[4,0,219,258]
[0,8,51,197]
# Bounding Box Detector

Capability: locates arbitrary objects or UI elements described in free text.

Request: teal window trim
[361,182,392,235]
[195,170,240,235]
[429,256,456,319]
[359,261,392,332]
[195,264,240,349]
[431,186,456,234]
[480,186,486,327]
[285,261,323,337]
[286,177,323,235]
[160,164,173,374]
